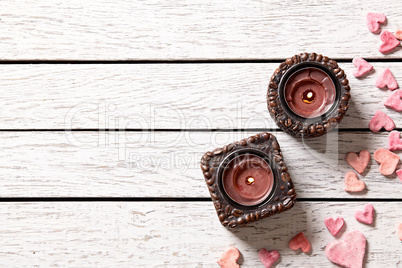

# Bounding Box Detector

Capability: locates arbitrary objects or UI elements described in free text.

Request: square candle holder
[200,132,296,228]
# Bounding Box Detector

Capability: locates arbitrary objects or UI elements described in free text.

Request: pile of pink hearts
[217,219,402,268]
[217,203,378,268]
[366,13,401,54]
[348,13,402,192]
[355,14,401,141]
[344,147,401,193]
[324,204,374,268]
[217,209,402,268]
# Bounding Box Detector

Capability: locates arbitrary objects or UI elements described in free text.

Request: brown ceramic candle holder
[267,52,350,138]
[200,132,296,228]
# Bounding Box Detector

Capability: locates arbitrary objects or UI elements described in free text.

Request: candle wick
[246,176,255,185]
[302,89,316,104]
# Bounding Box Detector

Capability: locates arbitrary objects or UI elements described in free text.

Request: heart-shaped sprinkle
[288,232,311,253]
[367,13,386,33]
[344,171,366,192]
[388,131,402,151]
[396,169,402,182]
[258,248,280,268]
[325,230,366,268]
[373,148,400,175]
[368,110,395,132]
[395,30,402,41]
[379,30,400,54]
[399,223,402,240]
[352,57,373,78]
[376,68,398,90]
[384,89,402,112]
[324,217,345,236]
[217,247,240,268]
[354,204,374,225]
[346,150,370,174]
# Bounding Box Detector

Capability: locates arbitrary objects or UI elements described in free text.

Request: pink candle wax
[284,67,336,118]
[222,154,274,206]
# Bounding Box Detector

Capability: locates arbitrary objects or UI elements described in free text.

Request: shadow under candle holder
[227,202,311,254]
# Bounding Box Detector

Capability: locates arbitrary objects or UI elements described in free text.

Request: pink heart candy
[258,249,280,268]
[396,169,402,182]
[368,110,395,132]
[344,171,366,192]
[388,131,402,151]
[367,13,386,33]
[325,230,366,268]
[354,204,374,225]
[288,232,311,253]
[379,30,400,54]
[384,89,402,111]
[376,68,398,90]
[352,57,373,78]
[373,148,400,176]
[395,30,402,41]
[324,217,345,236]
[399,223,402,240]
[217,247,240,268]
[346,150,370,174]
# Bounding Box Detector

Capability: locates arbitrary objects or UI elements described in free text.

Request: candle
[222,153,274,206]
[201,132,297,228]
[284,67,336,118]
[267,53,351,138]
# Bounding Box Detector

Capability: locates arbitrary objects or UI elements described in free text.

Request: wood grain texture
[0,0,401,60]
[0,63,401,129]
[1,131,401,198]
[1,1,401,266]
[0,201,400,267]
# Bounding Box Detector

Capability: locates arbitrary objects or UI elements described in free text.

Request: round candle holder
[200,132,296,228]
[267,52,350,138]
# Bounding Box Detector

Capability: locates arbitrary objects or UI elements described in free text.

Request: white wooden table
[0,1,401,267]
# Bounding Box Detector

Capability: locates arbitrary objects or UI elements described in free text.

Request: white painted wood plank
[0,201,400,267]
[1,131,401,198]
[0,63,401,129]
[0,0,401,60]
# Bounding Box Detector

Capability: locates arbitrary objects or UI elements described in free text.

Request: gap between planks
[0,197,401,202]
[0,128,398,132]
[0,59,402,64]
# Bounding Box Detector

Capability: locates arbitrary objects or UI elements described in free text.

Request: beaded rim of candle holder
[267,52,351,138]
[200,132,296,228]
